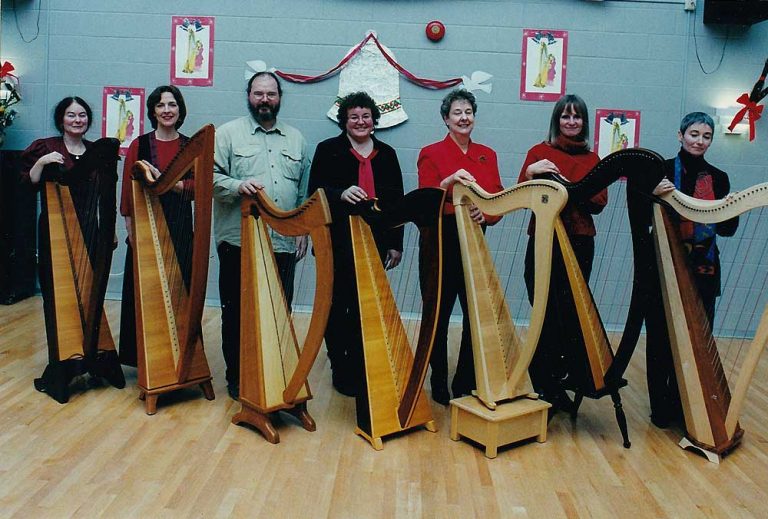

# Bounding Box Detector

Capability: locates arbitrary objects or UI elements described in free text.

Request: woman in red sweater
[518,94,607,414]
[118,85,192,367]
[418,89,504,405]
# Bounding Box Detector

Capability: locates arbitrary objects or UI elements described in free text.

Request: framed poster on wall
[102,86,145,156]
[171,16,215,87]
[520,29,568,102]
[594,109,641,159]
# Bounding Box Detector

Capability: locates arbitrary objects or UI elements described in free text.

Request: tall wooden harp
[34,138,125,404]
[232,188,333,443]
[446,180,568,457]
[351,187,445,450]
[540,148,668,448]
[652,185,768,462]
[130,125,215,414]
[453,180,567,407]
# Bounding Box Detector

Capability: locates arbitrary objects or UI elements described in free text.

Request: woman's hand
[524,159,560,180]
[384,249,402,270]
[653,177,675,196]
[29,152,65,183]
[440,169,475,189]
[469,204,486,224]
[341,185,368,204]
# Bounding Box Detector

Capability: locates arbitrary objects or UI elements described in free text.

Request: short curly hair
[53,96,93,134]
[336,91,380,130]
[439,89,477,120]
[146,85,187,130]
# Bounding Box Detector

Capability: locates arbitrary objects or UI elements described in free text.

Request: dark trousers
[426,216,475,397]
[524,234,594,398]
[119,241,137,367]
[217,241,296,387]
[324,238,387,391]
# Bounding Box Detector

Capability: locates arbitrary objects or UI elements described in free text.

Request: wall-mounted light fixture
[715,106,749,136]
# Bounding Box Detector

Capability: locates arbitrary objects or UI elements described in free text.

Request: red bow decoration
[0,61,17,80]
[728,93,764,141]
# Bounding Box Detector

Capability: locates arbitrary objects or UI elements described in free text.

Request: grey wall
[3,0,767,331]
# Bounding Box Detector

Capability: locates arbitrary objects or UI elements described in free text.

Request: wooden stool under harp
[233,188,333,443]
[130,125,215,414]
[34,138,125,403]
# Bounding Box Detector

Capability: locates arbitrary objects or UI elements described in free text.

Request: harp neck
[660,182,768,223]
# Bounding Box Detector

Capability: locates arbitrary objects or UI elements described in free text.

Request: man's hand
[384,249,402,270]
[238,178,265,196]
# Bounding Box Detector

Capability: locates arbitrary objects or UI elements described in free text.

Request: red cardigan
[417,134,504,224]
[517,142,607,236]
[120,132,186,217]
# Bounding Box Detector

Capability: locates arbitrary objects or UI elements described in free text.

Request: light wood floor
[1,297,767,519]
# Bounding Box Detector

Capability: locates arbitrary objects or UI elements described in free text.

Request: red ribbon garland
[274,33,462,90]
[728,93,764,141]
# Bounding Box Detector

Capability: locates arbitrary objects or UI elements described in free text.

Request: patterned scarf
[674,154,717,265]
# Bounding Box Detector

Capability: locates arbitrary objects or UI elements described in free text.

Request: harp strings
[493,205,529,373]
[66,159,110,335]
[386,221,420,399]
[712,206,768,393]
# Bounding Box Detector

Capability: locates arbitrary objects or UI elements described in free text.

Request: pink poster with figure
[102,86,145,156]
[594,109,641,159]
[520,29,568,102]
[171,16,215,87]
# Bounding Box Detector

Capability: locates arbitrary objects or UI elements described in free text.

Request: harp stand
[450,395,550,459]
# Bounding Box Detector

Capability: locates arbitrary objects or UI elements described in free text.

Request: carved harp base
[138,377,214,415]
[232,402,316,444]
[679,427,745,464]
[449,396,551,459]
[34,351,126,404]
[354,419,438,451]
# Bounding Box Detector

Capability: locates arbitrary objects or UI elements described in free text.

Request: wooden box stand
[449,396,551,458]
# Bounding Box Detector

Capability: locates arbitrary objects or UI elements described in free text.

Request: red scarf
[350,146,378,198]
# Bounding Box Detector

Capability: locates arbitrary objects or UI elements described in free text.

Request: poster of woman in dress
[594,109,641,159]
[102,86,144,156]
[171,16,215,87]
[520,29,568,101]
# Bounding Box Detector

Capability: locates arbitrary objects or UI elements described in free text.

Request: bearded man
[212,72,311,400]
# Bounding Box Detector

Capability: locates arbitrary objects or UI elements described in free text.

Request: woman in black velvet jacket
[308,91,404,396]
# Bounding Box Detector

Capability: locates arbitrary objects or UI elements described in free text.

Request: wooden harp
[652,185,768,462]
[233,188,333,443]
[452,180,567,408]
[130,125,215,414]
[351,187,446,450]
[34,138,125,403]
[541,148,668,448]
